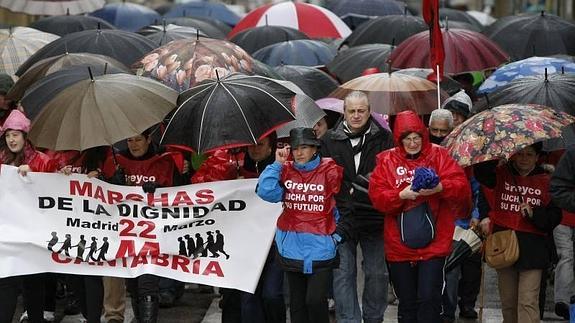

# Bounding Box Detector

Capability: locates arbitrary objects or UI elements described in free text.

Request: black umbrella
[273,65,339,100]
[16,29,155,76]
[327,0,407,29]
[474,73,575,115]
[162,17,227,39]
[138,24,207,46]
[30,14,116,36]
[252,59,285,80]
[21,66,128,121]
[253,39,336,67]
[445,227,482,273]
[230,25,309,54]
[483,12,575,61]
[160,73,296,153]
[326,44,393,83]
[8,52,131,101]
[439,8,483,31]
[342,14,427,47]
[474,73,575,150]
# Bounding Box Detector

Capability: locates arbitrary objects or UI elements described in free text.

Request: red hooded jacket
[0,143,57,172]
[368,110,471,262]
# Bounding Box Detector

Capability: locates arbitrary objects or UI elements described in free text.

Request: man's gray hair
[429,109,454,128]
[343,91,369,110]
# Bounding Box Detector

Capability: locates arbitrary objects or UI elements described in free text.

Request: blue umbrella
[253,40,336,67]
[164,2,240,26]
[89,2,161,32]
[478,56,575,94]
[327,0,407,29]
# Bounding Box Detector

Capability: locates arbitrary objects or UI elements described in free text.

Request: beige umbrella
[329,72,449,115]
[0,27,59,79]
[0,0,105,16]
[29,73,177,151]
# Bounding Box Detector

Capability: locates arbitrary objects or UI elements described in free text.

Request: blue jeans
[442,262,461,320]
[553,224,575,304]
[333,234,388,323]
[388,257,446,323]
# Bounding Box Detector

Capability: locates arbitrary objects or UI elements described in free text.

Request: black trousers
[286,270,331,323]
[69,275,104,323]
[458,252,481,309]
[22,273,57,323]
[0,276,21,323]
[388,257,446,323]
[126,274,160,299]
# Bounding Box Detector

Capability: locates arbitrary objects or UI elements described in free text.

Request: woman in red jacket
[368,110,471,323]
[0,109,57,323]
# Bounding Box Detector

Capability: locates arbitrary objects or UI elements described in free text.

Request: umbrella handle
[479,260,485,322]
[111,146,119,168]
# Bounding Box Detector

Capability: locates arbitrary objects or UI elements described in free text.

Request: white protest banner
[0,166,281,293]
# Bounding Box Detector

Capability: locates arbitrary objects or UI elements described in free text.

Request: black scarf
[429,133,446,145]
[343,120,371,155]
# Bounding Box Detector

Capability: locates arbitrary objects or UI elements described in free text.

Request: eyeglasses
[402,136,422,144]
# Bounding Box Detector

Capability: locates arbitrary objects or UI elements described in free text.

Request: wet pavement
[11,264,569,323]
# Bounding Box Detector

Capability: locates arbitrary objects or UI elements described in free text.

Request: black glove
[142,181,159,194]
[109,167,126,185]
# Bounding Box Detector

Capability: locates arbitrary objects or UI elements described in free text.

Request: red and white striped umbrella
[228,2,351,40]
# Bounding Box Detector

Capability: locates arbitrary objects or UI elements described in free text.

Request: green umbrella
[29,73,177,151]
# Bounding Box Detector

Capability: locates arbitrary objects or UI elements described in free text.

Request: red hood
[393,110,431,156]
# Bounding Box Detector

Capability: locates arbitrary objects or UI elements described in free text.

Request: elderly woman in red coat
[368,110,471,323]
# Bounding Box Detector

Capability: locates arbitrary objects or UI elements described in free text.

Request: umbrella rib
[160,81,216,145]
[197,83,220,152]
[219,82,258,143]
[225,80,295,118]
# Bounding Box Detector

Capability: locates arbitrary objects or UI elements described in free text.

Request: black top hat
[290,127,320,148]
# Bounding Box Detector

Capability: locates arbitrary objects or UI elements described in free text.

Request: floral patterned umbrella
[132,38,254,92]
[442,104,575,167]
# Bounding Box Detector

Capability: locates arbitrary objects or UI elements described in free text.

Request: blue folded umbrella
[411,167,440,192]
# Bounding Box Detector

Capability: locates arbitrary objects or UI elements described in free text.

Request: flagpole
[436,64,441,109]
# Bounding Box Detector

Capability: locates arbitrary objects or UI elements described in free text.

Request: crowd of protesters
[0,48,575,323]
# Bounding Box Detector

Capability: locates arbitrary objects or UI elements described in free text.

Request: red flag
[422,0,445,82]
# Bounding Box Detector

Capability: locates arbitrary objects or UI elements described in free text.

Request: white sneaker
[19,311,28,323]
[328,298,336,312]
[43,311,55,322]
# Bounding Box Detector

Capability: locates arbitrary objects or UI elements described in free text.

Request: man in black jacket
[550,147,575,319]
[320,91,394,323]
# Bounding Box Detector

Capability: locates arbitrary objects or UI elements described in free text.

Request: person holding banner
[215,134,287,323]
[101,128,187,323]
[0,109,58,323]
[257,127,352,323]
[50,147,110,323]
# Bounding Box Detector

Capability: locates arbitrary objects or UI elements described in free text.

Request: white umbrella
[0,0,105,16]
[466,10,496,26]
[0,27,59,79]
